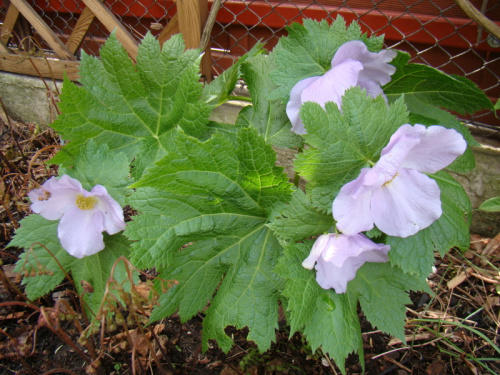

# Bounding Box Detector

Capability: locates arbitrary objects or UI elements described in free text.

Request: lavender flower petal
[370,168,442,237]
[58,206,106,258]
[386,124,468,173]
[304,233,390,293]
[333,169,375,235]
[29,176,82,220]
[286,40,397,134]
[91,185,126,235]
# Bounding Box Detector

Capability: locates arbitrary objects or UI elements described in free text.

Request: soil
[1,116,499,375]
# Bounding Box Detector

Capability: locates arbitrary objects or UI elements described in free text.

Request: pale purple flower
[29,175,125,258]
[333,124,467,238]
[286,40,397,134]
[302,233,390,293]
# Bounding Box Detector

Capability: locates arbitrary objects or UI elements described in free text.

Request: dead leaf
[130,329,150,357]
[220,364,240,375]
[426,359,447,375]
[483,232,500,256]
[486,296,500,313]
[0,326,32,359]
[447,268,473,289]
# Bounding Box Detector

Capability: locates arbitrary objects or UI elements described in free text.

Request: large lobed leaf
[126,127,293,351]
[268,189,333,242]
[50,33,213,178]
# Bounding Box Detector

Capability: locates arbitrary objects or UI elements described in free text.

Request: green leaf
[276,241,362,373]
[403,95,476,173]
[59,140,132,206]
[268,189,333,242]
[237,53,302,148]
[201,227,283,352]
[388,171,471,276]
[294,89,409,212]
[50,33,213,178]
[10,216,133,315]
[349,262,427,341]
[270,18,383,101]
[479,196,500,212]
[494,98,500,111]
[126,128,293,351]
[202,42,264,107]
[384,52,493,115]
[12,215,75,299]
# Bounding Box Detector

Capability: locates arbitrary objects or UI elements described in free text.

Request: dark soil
[1,116,499,375]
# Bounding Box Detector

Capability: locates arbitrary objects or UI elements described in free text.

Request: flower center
[382,172,399,187]
[76,194,97,210]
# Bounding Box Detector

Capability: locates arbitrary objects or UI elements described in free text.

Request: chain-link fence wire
[1,0,499,134]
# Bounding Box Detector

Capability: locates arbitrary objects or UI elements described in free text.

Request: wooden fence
[0,0,214,81]
[0,0,499,108]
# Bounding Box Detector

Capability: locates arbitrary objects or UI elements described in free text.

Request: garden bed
[0,113,499,374]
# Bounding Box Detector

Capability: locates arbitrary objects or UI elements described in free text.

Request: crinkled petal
[371,168,442,237]
[392,124,467,173]
[331,40,397,98]
[333,168,375,235]
[29,176,83,220]
[322,233,390,266]
[312,233,390,293]
[287,76,321,134]
[377,130,421,181]
[58,206,106,258]
[300,59,363,108]
[91,185,126,235]
[302,234,330,269]
[286,60,363,134]
[315,255,358,293]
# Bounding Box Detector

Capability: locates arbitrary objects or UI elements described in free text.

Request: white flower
[303,233,390,293]
[286,40,397,134]
[29,175,125,258]
[333,124,467,237]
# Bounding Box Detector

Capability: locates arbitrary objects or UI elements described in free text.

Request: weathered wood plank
[0,40,12,54]
[177,0,202,50]
[82,0,139,60]
[198,0,211,82]
[1,3,20,45]
[66,6,96,55]
[158,14,180,45]
[177,0,212,81]
[10,0,77,61]
[0,53,80,80]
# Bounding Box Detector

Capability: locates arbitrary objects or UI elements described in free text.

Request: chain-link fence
[1,0,499,133]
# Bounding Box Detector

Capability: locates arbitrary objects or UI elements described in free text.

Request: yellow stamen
[382,172,399,187]
[76,194,97,210]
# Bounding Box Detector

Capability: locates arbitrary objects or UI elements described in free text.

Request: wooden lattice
[0,0,212,81]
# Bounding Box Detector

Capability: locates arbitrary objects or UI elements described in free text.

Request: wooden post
[177,0,212,81]
[82,0,139,61]
[66,6,97,55]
